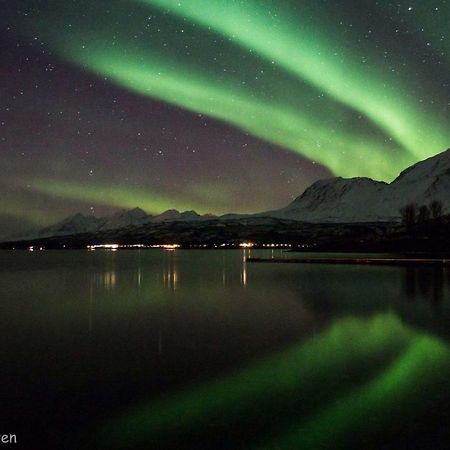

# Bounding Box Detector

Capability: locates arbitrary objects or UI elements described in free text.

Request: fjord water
[0,250,449,449]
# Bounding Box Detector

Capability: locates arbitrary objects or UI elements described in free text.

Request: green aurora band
[143,0,449,161]
[61,48,401,179]
[4,0,450,218]
[13,0,450,186]
[28,178,210,215]
[0,199,61,226]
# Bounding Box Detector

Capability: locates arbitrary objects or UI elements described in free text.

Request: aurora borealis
[1,1,450,237]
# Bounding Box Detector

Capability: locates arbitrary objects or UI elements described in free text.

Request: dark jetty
[247,257,450,267]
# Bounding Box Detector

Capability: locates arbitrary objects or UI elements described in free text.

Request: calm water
[0,250,449,449]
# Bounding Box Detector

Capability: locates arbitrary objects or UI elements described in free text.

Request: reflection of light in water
[173,271,178,290]
[163,270,178,290]
[163,253,178,291]
[241,266,247,287]
[221,255,228,286]
[88,275,94,335]
[241,249,249,287]
[103,271,117,289]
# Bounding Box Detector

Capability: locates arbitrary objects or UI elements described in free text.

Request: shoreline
[247,257,450,267]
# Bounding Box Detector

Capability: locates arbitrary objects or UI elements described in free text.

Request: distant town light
[87,244,119,251]
[161,244,181,250]
[86,243,180,251]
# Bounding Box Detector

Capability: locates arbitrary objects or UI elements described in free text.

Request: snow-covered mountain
[270,148,450,223]
[32,148,450,239]
[36,208,217,238]
[98,207,151,230]
[151,209,182,222]
[151,209,217,222]
[38,213,102,237]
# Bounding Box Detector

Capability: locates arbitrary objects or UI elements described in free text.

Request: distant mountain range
[37,208,218,238]
[9,148,450,242]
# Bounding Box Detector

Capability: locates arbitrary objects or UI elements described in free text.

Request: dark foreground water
[0,250,449,449]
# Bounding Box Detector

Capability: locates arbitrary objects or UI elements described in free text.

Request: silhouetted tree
[429,200,443,220]
[417,205,430,223]
[400,203,418,229]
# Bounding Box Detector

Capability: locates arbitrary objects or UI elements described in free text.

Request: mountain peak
[152,209,181,222]
[126,207,148,218]
[38,212,100,237]
[152,209,210,222]
[393,148,450,184]
[291,176,386,208]
[98,207,151,230]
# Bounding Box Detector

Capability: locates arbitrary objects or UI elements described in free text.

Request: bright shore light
[87,244,120,251]
[160,244,181,250]
[86,243,180,251]
[84,242,294,251]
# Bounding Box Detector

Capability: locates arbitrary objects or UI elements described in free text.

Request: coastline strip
[247,257,450,267]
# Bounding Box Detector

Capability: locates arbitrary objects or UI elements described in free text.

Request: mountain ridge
[16,148,450,240]
[268,148,450,223]
[36,208,219,239]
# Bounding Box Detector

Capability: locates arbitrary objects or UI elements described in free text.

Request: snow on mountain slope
[35,208,217,238]
[31,149,450,237]
[38,213,102,237]
[98,207,151,230]
[151,209,182,222]
[271,148,450,223]
[151,209,216,222]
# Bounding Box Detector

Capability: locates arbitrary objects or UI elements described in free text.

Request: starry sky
[1,0,450,238]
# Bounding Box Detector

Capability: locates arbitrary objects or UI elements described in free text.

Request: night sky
[1,0,450,238]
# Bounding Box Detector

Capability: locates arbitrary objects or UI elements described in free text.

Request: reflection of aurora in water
[91,314,450,449]
[1,251,450,449]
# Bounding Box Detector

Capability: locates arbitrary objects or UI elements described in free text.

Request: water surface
[0,250,449,449]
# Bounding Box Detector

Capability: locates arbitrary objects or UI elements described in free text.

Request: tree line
[399,200,443,228]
